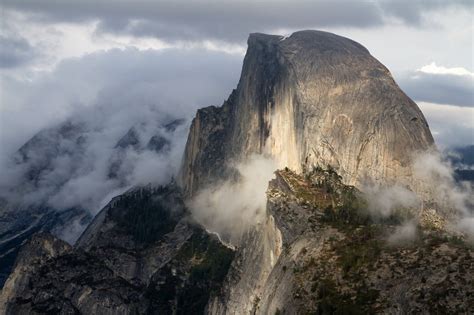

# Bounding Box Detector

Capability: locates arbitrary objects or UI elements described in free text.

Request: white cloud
[418,102,473,148]
[417,62,474,77]
[413,152,473,215]
[0,47,242,216]
[388,220,417,244]
[319,8,473,76]
[0,10,244,80]
[363,184,420,218]
[457,217,474,242]
[412,152,474,241]
[189,155,276,244]
[0,47,242,157]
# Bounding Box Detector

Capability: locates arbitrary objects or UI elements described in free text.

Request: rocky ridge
[1,184,234,314]
[2,168,472,314]
[210,168,473,314]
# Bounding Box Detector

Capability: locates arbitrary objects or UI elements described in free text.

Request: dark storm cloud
[0,35,37,68]
[379,0,474,25]
[93,1,383,42]
[3,0,472,43]
[399,73,474,108]
[2,1,382,42]
[379,0,473,25]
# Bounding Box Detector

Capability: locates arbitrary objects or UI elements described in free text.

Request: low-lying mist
[0,48,241,210]
[189,155,276,244]
[413,151,474,241]
[0,47,241,243]
[363,184,420,218]
[362,151,473,243]
[187,150,473,246]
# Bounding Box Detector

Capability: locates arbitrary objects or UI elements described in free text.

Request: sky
[0,0,473,155]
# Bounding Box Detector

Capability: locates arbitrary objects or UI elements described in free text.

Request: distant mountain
[0,117,186,288]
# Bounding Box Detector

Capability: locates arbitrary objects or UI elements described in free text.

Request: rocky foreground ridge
[1,184,235,314]
[1,168,473,314]
[211,168,473,314]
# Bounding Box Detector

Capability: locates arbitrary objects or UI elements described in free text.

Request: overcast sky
[1,0,473,155]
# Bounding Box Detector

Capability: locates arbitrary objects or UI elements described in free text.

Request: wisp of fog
[189,155,276,244]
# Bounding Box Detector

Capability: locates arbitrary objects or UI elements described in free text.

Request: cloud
[417,102,473,149]
[363,184,420,218]
[398,63,474,108]
[412,151,474,241]
[1,1,382,43]
[0,103,188,213]
[0,47,241,157]
[378,0,473,25]
[189,155,276,244]
[417,62,474,77]
[0,47,241,214]
[3,0,471,44]
[56,217,89,244]
[367,151,473,242]
[413,152,473,215]
[457,217,474,242]
[0,35,38,68]
[387,220,417,245]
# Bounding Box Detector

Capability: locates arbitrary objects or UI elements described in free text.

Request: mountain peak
[248,30,370,56]
[180,30,434,199]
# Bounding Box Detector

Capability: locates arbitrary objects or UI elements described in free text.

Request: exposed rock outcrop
[180,30,434,198]
[0,233,72,314]
[0,185,235,314]
[211,168,474,314]
[0,205,89,288]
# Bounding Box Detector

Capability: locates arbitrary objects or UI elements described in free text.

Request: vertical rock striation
[180,30,434,197]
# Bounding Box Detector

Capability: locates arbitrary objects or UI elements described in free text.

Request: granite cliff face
[180,30,434,197]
